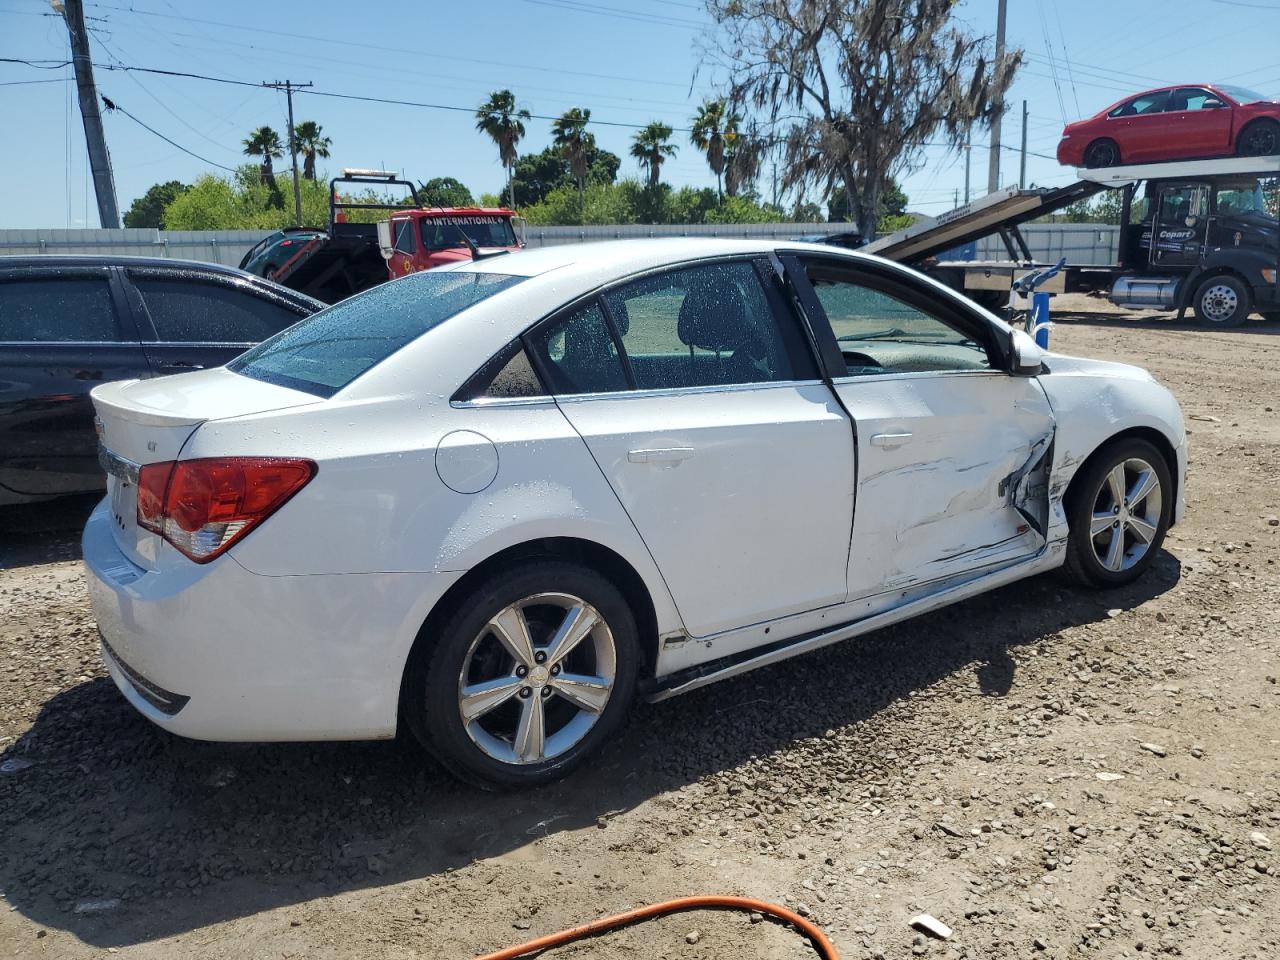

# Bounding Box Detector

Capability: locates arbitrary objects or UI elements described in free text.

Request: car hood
[1042,352,1156,384]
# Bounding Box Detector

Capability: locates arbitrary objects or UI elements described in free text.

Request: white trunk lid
[92,369,320,569]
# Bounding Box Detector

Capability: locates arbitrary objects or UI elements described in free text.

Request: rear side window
[526,301,629,395]
[134,277,302,343]
[603,261,812,390]
[230,270,525,397]
[0,277,119,342]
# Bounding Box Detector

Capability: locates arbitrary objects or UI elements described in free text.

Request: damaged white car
[83,239,1186,788]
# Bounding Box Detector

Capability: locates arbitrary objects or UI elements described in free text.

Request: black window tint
[527,300,628,395]
[1111,91,1169,117]
[0,277,118,342]
[485,348,542,398]
[230,270,525,397]
[604,261,806,390]
[134,278,301,343]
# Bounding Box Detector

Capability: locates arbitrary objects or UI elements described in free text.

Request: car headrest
[676,280,752,353]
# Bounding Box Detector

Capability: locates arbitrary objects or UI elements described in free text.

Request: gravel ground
[1,298,1278,960]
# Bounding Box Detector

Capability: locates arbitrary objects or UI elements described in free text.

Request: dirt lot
[2,297,1278,960]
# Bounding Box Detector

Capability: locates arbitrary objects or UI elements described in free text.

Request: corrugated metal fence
[0,222,1121,267]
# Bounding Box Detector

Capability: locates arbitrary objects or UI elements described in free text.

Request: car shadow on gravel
[1050,307,1280,334]
[0,550,1180,947]
[0,495,99,570]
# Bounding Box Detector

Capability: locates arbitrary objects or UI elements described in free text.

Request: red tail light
[136,457,316,563]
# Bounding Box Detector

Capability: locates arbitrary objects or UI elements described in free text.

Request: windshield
[228,271,524,397]
[421,215,517,250]
[1217,84,1270,103]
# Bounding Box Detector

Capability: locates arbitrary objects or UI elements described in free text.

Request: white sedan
[84,239,1186,788]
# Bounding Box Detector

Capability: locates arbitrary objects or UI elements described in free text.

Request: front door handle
[870,432,912,449]
[627,446,695,464]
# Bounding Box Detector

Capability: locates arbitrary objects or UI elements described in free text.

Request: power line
[512,0,703,28]
[0,57,74,68]
[100,94,239,172]
[85,1,696,89]
[0,77,67,86]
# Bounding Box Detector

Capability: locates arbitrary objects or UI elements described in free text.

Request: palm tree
[690,100,732,203]
[551,107,594,212]
[475,90,531,209]
[630,121,677,189]
[290,121,331,181]
[242,125,283,189]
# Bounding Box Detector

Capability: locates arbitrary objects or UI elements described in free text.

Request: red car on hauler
[1057,83,1280,168]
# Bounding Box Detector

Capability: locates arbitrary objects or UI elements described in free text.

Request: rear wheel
[405,561,640,790]
[1083,139,1121,168]
[1063,438,1172,588]
[1236,119,1280,157]
[1192,274,1252,327]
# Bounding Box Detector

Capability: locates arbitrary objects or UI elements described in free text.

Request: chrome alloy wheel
[1089,457,1163,573]
[1200,283,1239,323]
[457,592,617,765]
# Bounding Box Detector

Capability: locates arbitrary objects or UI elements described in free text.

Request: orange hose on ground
[474,894,839,960]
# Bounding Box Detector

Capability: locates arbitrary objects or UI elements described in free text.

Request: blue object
[1013,257,1067,350]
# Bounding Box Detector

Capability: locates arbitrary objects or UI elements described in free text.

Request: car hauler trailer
[866,155,1280,326]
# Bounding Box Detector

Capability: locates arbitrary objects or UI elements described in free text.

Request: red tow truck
[240,169,523,303]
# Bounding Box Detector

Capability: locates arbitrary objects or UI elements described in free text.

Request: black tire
[1192,273,1252,327]
[1063,437,1172,588]
[404,560,640,790]
[1236,118,1280,157]
[1083,139,1120,168]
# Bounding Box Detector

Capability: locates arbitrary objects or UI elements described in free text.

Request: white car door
[526,258,855,639]
[786,255,1056,604]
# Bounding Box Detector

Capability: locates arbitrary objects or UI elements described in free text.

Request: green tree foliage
[631,122,678,189]
[163,165,406,230]
[690,99,733,202]
[418,176,476,207]
[290,121,331,180]
[520,178,780,226]
[502,145,621,207]
[122,180,188,228]
[552,107,595,210]
[242,126,284,190]
[475,90,531,208]
[830,178,912,231]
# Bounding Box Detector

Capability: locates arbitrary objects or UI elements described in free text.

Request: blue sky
[2,0,1279,229]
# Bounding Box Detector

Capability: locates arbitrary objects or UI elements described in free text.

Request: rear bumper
[82,499,461,741]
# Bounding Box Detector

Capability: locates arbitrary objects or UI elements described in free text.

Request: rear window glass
[228,271,524,397]
[0,277,119,342]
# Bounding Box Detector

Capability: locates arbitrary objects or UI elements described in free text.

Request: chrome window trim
[831,369,1005,386]
[551,378,827,403]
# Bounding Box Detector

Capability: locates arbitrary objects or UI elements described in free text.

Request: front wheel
[1063,438,1172,588]
[405,561,640,790]
[1236,119,1280,157]
[1083,139,1120,168]
[1192,274,1252,327]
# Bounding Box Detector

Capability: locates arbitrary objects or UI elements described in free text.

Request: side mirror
[376,220,394,260]
[1010,328,1046,375]
[1203,98,1226,109]
[512,216,528,247]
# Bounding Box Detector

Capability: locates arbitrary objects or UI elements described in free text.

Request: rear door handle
[627,446,695,464]
[870,432,912,449]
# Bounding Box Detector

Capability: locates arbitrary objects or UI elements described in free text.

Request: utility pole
[61,0,119,227]
[263,79,313,226]
[963,128,972,204]
[986,0,1008,194]
[1019,100,1029,189]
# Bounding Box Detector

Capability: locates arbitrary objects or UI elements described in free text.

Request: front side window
[134,277,301,343]
[393,219,416,254]
[1110,91,1170,117]
[805,264,994,376]
[603,261,810,390]
[0,277,119,342]
[1167,88,1216,111]
[230,270,524,397]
